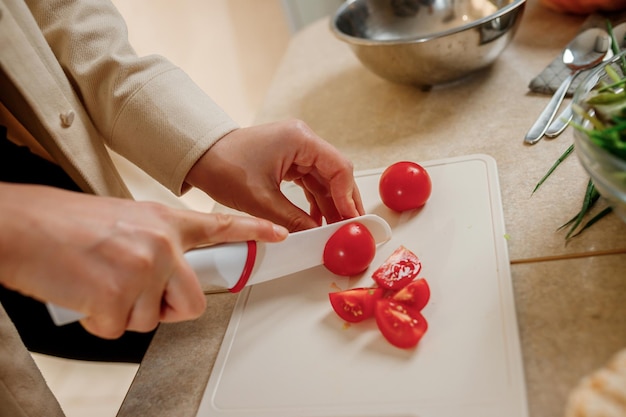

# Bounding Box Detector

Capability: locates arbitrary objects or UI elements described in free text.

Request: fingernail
[273,224,289,238]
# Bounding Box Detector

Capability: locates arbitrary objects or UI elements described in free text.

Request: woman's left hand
[185,119,365,232]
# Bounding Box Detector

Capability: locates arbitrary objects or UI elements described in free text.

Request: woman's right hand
[0,182,287,339]
[539,0,626,14]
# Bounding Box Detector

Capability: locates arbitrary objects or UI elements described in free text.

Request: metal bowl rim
[330,0,526,46]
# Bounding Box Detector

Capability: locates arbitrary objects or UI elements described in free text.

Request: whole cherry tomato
[323,222,376,276]
[379,161,432,212]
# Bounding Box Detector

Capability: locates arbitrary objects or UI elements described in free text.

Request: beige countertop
[119,2,626,416]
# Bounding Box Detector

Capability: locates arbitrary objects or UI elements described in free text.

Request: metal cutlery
[545,22,626,138]
[525,28,611,144]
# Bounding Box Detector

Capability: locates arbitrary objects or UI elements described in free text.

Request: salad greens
[571,55,626,161]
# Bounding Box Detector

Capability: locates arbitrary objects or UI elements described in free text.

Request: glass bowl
[572,50,626,224]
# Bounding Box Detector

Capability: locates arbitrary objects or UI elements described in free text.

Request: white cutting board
[197,154,528,417]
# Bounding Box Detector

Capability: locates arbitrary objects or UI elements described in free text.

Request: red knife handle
[228,240,257,293]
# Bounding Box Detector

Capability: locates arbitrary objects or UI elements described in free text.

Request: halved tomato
[392,278,430,311]
[329,287,384,323]
[375,299,428,349]
[371,246,421,290]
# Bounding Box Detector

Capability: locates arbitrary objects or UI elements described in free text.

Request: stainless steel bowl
[331,0,526,87]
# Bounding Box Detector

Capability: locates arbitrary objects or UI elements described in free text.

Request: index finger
[294,139,365,219]
[326,169,365,219]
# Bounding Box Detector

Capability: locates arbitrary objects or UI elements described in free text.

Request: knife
[47,214,392,326]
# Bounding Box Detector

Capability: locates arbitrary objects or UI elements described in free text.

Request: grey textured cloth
[528,11,626,96]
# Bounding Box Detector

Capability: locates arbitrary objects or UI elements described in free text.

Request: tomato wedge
[371,246,421,290]
[329,287,384,323]
[392,278,430,311]
[375,299,428,349]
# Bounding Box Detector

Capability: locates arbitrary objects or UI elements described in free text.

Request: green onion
[532,19,624,240]
[532,144,574,194]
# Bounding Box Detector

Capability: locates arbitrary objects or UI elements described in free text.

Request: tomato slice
[392,278,430,311]
[329,287,384,323]
[375,299,428,349]
[371,246,421,290]
[323,222,376,277]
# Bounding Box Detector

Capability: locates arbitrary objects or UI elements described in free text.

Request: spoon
[545,23,626,138]
[524,27,611,145]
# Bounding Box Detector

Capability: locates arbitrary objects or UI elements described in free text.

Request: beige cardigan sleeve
[24,0,239,195]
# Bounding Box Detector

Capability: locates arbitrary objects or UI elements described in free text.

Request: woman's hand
[185,119,365,232]
[540,0,626,14]
[0,183,287,339]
